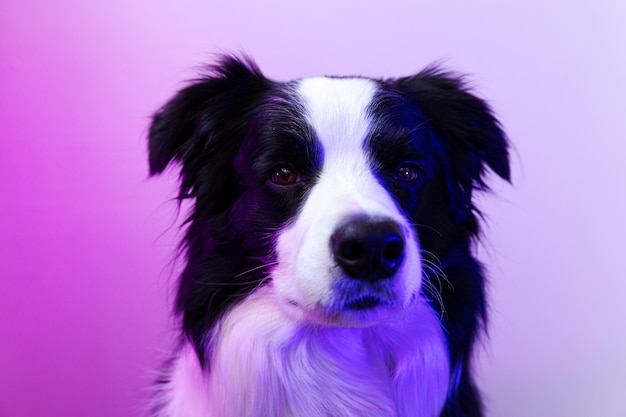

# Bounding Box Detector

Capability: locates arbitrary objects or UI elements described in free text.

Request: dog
[148,55,509,417]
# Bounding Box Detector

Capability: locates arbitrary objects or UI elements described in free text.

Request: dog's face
[269,77,424,326]
[149,56,509,347]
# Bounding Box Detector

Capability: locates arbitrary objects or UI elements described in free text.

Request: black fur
[149,55,509,416]
[368,71,510,415]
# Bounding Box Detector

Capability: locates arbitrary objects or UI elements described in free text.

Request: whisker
[222,274,272,300]
[422,259,452,290]
[411,222,444,238]
[419,249,453,320]
[194,261,278,288]
[420,250,452,289]
[235,262,279,278]
[420,271,446,320]
[195,279,261,287]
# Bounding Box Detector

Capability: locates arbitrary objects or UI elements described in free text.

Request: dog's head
[149,55,509,355]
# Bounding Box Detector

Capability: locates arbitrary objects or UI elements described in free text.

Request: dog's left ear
[395,67,511,190]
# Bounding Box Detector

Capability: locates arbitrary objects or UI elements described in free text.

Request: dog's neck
[160,287,450,417]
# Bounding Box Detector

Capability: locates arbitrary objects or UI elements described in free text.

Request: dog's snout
[331,216,405,281]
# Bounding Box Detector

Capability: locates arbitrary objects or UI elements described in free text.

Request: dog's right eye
[270,164,298,186]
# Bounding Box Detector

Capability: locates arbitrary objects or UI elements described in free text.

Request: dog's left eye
[394,163,422,183]
[270,164,298,186]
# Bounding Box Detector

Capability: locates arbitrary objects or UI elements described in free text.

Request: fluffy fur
[148,55,510,417]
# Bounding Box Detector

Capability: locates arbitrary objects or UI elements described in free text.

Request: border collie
[148,55,509,417]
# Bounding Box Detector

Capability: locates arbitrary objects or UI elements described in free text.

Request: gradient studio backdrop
[1,1,625,416]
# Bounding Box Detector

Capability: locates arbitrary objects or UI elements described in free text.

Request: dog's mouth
[282,280,398,325]
[346,295,383,310]
[288,295,385,311]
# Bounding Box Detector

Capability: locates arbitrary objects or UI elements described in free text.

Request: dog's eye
[270,165,298,186]
[394,163,422,183]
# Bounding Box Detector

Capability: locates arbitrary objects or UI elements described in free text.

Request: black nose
[331,216,405,281]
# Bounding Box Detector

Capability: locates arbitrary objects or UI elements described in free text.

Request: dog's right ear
[148,55,269,176]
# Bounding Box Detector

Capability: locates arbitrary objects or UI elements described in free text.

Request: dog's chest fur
[160,288,449,417]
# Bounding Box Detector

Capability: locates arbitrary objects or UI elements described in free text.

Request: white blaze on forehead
[296,77,377,155]
[295,77,397,216]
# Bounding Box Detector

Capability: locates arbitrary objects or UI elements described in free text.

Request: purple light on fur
[1,1,625,417]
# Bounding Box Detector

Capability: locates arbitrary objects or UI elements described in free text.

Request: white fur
[165,287,449,417]
[157,344,212,417]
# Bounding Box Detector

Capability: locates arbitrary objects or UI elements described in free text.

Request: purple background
[1,1,625,416]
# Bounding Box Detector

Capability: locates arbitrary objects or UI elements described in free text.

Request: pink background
[1,1,625,416]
